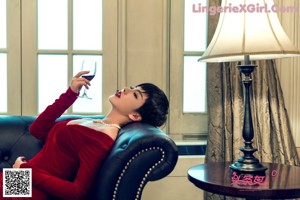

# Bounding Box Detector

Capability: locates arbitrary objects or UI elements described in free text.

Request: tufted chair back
[0,115,178,200]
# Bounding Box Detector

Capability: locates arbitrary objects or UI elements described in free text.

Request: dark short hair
[136,83,169,127]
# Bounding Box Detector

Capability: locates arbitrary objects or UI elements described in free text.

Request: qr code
[2,168,32,197]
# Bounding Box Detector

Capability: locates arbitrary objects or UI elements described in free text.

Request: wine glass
[79,59,97,99]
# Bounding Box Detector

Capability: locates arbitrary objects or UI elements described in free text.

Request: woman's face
[109,86,147,116]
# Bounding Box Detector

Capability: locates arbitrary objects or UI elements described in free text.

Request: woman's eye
[133,92,138,98]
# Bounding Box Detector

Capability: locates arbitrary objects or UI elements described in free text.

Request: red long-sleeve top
[19,88,114,199]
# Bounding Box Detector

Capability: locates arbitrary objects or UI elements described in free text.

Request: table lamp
[199,0,300,173]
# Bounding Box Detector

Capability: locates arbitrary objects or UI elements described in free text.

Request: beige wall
[142,156,205,200]
[117,0,168,92]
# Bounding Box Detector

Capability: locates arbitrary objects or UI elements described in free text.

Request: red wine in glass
[82,75,95,81]
[79,59,97,99]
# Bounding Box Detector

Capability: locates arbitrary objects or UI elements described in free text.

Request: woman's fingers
[70,71,91,93]
[13,156,26,168]
[74,70,90,78]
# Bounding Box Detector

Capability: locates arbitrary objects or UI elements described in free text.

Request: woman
[0,71,169,200]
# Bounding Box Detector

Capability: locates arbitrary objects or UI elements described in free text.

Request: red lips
[115,90,121,98]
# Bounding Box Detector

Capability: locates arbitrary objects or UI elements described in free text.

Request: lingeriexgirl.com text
[192,3,298,15]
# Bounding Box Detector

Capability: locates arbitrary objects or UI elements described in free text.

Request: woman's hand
[13,156,26,168]
[70,71,91,93]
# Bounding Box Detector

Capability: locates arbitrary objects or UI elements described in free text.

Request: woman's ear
[128,113,142,122]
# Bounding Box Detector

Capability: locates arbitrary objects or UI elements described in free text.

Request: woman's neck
[104,109,132,127]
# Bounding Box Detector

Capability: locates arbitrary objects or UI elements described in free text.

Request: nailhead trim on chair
[112,147,165,200]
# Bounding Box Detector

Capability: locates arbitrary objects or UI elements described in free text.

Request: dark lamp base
[230,161,267,174]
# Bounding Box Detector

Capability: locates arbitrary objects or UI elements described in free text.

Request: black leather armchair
[0,115,178,200]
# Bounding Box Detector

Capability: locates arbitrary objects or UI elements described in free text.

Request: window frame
[169,0,208,140]
[21,0,118,115]
[2,0,22,115]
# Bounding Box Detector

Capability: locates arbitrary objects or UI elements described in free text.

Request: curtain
[206,60,300,164]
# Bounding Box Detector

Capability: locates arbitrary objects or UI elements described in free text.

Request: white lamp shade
[200,0,300,62]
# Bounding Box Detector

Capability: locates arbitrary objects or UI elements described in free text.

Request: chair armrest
[89,123,178,200]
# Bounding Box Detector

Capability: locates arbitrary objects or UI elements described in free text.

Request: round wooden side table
[188,162,300,200]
